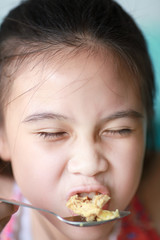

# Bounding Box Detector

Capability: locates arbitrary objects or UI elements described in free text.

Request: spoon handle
[0,197,131,227]
[0,198,58,217]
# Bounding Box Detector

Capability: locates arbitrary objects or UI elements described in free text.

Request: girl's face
[1,49,146,239]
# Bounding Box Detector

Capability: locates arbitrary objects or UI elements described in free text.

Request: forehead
[6,48,143,114]
[9,48,137,91]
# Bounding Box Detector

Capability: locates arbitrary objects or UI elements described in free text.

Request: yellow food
[66,194,120,221]
[96,209,120,221]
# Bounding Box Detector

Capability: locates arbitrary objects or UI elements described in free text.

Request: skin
[0,201,18,232]
[0,158,17,232]
[0,48,147,240]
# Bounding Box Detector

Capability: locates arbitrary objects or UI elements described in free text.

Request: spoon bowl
[0,198,130,227]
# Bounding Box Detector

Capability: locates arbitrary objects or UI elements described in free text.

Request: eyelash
[37,128,132,141]
[38,131,68,141]
[102,128,132,137]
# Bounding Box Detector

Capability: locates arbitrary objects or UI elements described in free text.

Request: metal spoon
[0,198,130,227]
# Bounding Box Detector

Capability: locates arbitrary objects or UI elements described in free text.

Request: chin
[56,221,116,240]
[43,211,116,240]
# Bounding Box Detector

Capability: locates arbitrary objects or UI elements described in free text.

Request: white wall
[0,0,21,22]
[116,0,160,25]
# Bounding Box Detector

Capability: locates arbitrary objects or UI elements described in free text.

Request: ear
[0,129,11,162]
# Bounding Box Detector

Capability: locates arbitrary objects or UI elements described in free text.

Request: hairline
[0,36,143,120]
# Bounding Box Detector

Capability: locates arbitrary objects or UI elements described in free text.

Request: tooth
[79,192,99,199]
[79,193,88,197]
[88,192,96,199]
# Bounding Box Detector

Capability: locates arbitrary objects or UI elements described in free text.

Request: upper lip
[66,184,110,201]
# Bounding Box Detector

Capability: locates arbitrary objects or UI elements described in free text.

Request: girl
[0,0,157,239]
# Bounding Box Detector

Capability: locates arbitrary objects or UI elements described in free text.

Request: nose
[67,138,108,177]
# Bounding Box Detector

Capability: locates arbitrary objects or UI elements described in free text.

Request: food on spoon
[66,193,120,221]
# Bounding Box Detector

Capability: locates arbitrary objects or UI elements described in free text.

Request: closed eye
[101,128,133,137]
[37,131,68,141]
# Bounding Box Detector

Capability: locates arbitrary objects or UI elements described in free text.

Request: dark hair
[0,0,155,175]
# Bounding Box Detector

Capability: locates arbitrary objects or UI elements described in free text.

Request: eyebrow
[22,113,72,123]
[101,109,144,122]
[22,109,143,124]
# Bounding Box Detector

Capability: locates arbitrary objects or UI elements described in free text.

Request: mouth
[78,191,101,198]
[67,185,110,200]
[77,192,110,209]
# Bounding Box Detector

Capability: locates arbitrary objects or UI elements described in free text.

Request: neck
[31,211,70,240]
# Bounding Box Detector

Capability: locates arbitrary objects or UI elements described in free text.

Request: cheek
[110,136,145,209]
[10,139,68,202]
